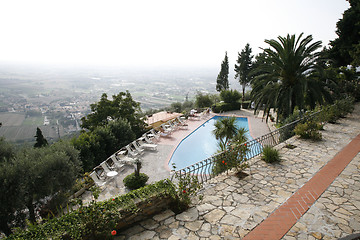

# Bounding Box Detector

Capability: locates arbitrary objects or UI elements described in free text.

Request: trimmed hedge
[241,101,251,109]
[212,102,241,113]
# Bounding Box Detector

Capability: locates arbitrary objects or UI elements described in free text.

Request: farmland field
[22,116,44,126]
[0,125,65,142]
[0,113,65,142]
[0,113,25,126]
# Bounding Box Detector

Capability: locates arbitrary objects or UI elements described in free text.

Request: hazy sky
[0,0,350,68]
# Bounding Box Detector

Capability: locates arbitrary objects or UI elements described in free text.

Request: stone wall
[116,195,174,230]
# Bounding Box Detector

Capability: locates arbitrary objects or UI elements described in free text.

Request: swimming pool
[168,116,253,170]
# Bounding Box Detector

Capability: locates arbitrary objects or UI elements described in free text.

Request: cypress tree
[216,52,229,92]
[34,127,48,148]
[235,43,254,104]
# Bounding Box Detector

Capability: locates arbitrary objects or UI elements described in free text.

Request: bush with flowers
[171,164,202,213]
[212,142,249,175]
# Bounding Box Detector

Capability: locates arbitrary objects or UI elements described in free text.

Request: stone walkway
[115,104,360,240]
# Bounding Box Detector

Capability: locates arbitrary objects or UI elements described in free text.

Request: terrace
[82,109,270,203]
[81,104,360,239]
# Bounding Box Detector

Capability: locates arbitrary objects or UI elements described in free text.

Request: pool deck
[113,104,360,239]
[82,109,270,202]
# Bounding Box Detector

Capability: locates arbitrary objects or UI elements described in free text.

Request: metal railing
[171,111,321,185]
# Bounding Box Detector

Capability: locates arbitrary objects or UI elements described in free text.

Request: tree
[72,118,136,172]
[81,91,146,137]
[216,52,229,92]
[235,43,254,104]
[0,138,23,235]
[0,141,81,235]
[0,137,15,162]
[34,127,48,148]
[251,33,333,121]
[213,117,238,150]
[20,142,81,223]
[168,102,183,113]
[220,89,241,104]
[195,92,213,108]
[328,0,360,67]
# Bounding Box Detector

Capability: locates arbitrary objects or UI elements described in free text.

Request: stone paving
[284,153,360,240]
[115,104,360,239]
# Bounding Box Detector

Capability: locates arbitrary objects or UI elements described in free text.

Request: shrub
[123,173,149,190]
[171,171,202,212]
[220,89,241,103]
[294,120,322,140]
[261,146,281,163]
[212,143,249,175]
[241,101,251,109]
[212,102,241,113]
[320,97,355,124]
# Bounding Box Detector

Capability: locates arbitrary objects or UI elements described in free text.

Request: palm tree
[251,33,334,121]
[213,117,238,150]
[232,127,248,145]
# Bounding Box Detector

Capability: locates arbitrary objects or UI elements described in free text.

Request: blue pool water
[168,116,253,170]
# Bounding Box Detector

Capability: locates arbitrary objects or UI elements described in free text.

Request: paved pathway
[115,104,360,240]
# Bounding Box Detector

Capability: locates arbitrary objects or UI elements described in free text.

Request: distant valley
[0,63,241,143]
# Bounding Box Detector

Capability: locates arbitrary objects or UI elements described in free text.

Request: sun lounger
[100,161,114,173]
[160,130,171,137]
[142,134,154,144]
[132,141,145,154]
[161,123,173,133]
[149,129,161,141]
[90,171,106,187]
[176,116,188,129]
[126,145,140,157]
[109,155,125,171]
[138,139,157,151]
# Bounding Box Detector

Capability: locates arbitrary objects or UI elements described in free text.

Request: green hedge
[212,102,241,113]
[241,101,251,109]
[6,180,176,240]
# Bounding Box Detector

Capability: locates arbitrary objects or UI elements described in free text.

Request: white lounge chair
[176,116,188,129]
[126,145,140,157]
[100,161,114,173]
[132,141,145,154]
[90,171,106,187]
[143,134,155,144]
[168,120,178,131]
[149,129,160,141]
[159,129,171,137]
[138,139,157,151]
[110,155,125,170]
[161,123,173,133]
